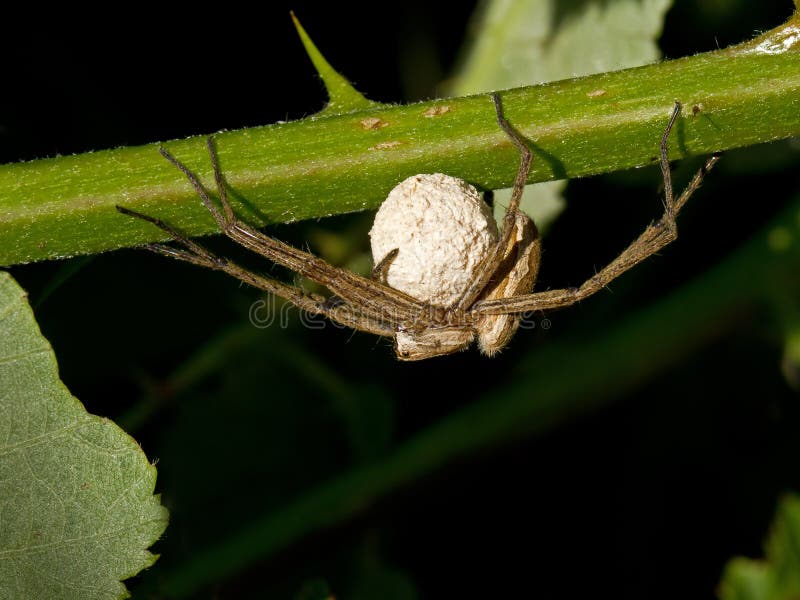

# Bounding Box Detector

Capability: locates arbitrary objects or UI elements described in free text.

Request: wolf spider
[118,93,719,360]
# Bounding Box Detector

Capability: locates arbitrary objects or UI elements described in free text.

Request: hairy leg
[117,206,396,336]
[158,140,429,322]
[454,92,535,311]
[473,103,721,316]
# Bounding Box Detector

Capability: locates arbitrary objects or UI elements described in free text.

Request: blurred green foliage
[719,495,800,600]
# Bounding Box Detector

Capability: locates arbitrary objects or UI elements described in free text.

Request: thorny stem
[0,13,799,266]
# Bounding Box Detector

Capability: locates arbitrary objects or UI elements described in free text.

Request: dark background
[4,1,800,598]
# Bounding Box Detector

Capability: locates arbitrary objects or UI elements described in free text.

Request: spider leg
[371,248,399,284]
[116,205,226,268]
[117,206,396,337]
[473,103,722,316]
[454,92,534,311]
[158,141,429,322]
[221,259,398,338]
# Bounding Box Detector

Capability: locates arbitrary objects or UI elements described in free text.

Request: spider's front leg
[454,93,536,313]
[472,101,721,317]
[454,92,544,356]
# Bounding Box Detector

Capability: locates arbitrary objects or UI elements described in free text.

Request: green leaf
[0,271,168,599]
[453,0,673,93]
[451,0,674,228]
[719,559,772,600]
[451,0,673,228]
[719,495,800,600]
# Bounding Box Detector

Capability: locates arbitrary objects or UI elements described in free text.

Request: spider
[118,93,720,361]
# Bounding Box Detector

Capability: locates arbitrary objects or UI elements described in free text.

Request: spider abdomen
[369,173,498,308]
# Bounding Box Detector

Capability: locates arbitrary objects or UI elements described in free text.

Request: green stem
[156,190,800,597]
[1,14,799,266]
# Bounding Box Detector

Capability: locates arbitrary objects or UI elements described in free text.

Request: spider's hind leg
[472,102,721,317]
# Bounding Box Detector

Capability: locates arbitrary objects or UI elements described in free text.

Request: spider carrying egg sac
[369,173,499,307]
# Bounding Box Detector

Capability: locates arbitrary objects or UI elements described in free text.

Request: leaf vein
[0,345,51,367]
[0,420,90,456]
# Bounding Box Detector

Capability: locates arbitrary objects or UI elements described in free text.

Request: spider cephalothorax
[118,93,719,360]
